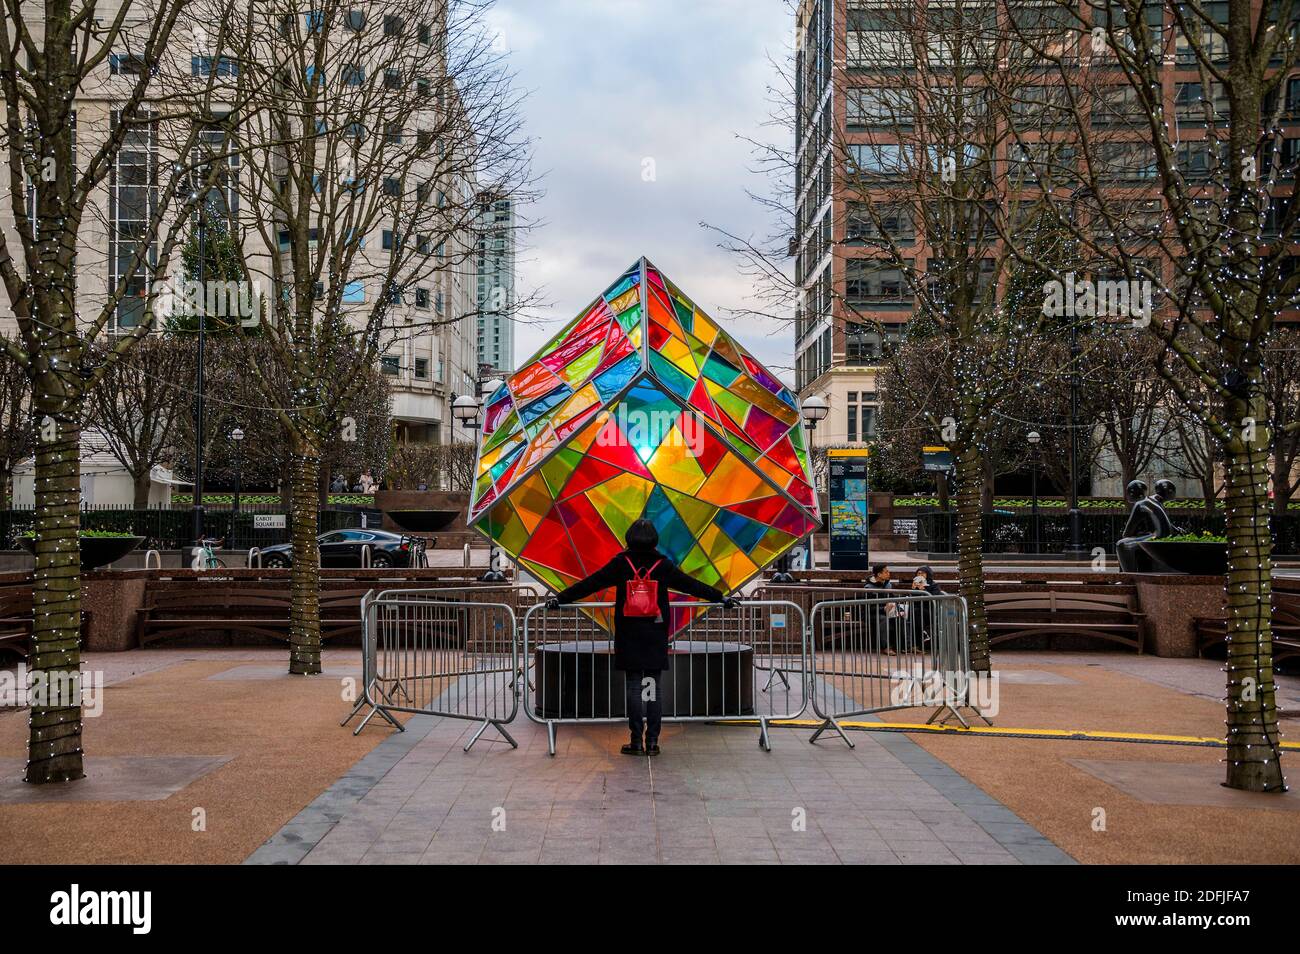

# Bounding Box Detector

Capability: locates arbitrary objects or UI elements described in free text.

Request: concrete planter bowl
[1138,540,1229,576]
[19,534,146,571]
[385,510,460,533]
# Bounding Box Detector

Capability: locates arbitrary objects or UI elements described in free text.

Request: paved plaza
[4,647,1299,865]
[248,693,1071,865]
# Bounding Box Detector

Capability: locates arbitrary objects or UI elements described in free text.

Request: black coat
[554,549,725,671]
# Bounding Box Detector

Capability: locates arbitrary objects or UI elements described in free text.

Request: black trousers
[624,669,662,742]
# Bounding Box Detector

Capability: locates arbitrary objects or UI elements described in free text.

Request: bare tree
[0,350,32,505]
[89,336,196,507]
[0,0,240,782]
[1007,0,1297,791]
[1264,328,1300,514]
[211,0,533,673]
[1087,332,1177,491]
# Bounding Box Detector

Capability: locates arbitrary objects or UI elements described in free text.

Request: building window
[845,259,912,305]
[342,64,364,85]
[846,86,911,129]
[414,357,429,379]
[846,391,878,442]
[381,354,400,376]
[846,202,913,245]
[384,15,404,37]
[110,53,148,76]
[344,10,365,31]
[343,280,365,304]
[110,110,155,330]
[418,22,432,44]
[848,143,907,181]
[384,68,402,90]
[383,177,400,196]
[414,287,430,309]
[192,56,238,78]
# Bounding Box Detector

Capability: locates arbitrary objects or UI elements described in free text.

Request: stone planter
[1139,540,1228,576]
[19,535,145,571]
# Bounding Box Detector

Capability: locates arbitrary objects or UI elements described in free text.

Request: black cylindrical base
[533,640,754,719]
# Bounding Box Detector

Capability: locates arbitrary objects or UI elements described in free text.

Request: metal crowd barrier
[522,599,807,756]
[807,591,977,747]
[343,588,523,750]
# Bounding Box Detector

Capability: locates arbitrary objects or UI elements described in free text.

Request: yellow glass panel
[662,488,718,536]
[647,432,706,495]
[544,383,601,439]
[692,309,718,345]
[609,287,639,314]
[491,502,529,554]
[660,336,697,377]
[507,470,555,533]
[694,453,772,506]
[584,471,653,542]
[698,523,756,587]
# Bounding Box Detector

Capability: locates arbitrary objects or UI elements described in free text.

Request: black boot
[621,735,644,756]
[644,738,660,756]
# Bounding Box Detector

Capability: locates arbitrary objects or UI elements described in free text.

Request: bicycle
[192,536,227,570]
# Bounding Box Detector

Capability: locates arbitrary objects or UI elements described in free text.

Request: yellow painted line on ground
[717,718,1300,749]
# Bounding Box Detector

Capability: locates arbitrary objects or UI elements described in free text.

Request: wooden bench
[1194,592,1300,670]
[137,581,372,646]
[0,581,33,661]
[985,589,1145,653]
[135,579,539,648]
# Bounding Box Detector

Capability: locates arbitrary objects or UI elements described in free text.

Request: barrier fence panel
[345,589,521,750]
[522,599,807,756]
[807,592,978,747]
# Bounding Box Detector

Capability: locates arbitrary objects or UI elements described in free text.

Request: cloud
[496,0,794,377]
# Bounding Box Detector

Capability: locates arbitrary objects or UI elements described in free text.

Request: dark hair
[625,518,659,551]
[871,563,889,576]
[915,565,935,586]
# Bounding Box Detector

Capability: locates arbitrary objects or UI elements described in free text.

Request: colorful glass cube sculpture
[468,258,821,633]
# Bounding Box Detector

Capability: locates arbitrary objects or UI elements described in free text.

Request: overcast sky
[488,0,794,377]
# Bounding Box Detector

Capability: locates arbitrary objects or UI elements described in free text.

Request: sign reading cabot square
[253,514,287,529]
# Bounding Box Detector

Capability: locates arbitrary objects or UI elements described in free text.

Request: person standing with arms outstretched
[547,519,738,756]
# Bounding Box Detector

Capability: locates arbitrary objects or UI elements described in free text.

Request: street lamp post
[1027,430,1040,555]
[1065,317,1085,555]
[799,395,829,570]
[191,198,208,548]
[773,394,829,583]
[454,393,505,582]
[230,427,245,519]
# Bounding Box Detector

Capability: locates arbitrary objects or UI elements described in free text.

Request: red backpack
[624,557,662,617]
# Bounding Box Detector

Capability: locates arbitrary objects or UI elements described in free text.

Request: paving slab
[0,755,230,803]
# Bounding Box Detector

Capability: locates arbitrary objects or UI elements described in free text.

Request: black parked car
[258,529,427,569]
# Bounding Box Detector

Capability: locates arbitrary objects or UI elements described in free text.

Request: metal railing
[522,599,807,756]
[807,592,980,747]
[344,589,521,750]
